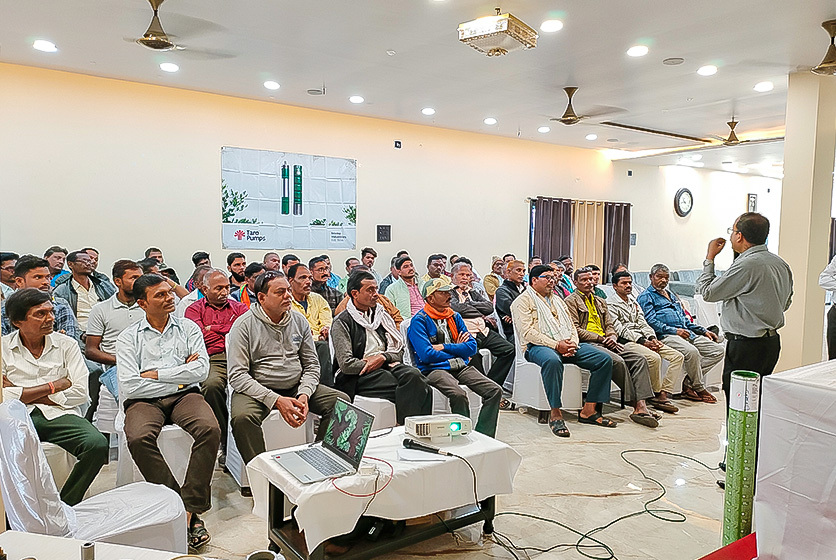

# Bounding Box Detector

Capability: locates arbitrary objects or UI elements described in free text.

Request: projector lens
[450,422,461,432]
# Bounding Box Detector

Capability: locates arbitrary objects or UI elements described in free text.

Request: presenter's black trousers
[721,334,781,411]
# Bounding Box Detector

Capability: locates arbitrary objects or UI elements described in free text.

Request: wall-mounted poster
[221,146,357,250]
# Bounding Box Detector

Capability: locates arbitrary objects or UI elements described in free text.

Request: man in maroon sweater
[185,269,247,463]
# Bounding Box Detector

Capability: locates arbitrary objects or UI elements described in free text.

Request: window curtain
[603,202,632,282]
[532,197,573,263]
[571,200,605,270]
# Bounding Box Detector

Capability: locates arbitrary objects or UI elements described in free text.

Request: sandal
[681,388,704,402]
[630,412,659,428]
[548,418,571,438]
[577,411,617,428]
[499,398,514,411]
[188,514,211,550]
[696,389,717,404]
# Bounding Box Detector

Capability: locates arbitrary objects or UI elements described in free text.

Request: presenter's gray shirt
[697,245,793,337]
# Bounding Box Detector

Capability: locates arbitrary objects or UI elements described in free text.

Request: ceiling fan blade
[175,46,237,61]
[161,13,228,41]
[582,105,628,119]
[600,121,712,143]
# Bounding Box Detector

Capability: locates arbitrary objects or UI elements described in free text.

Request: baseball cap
[421,278,454,299]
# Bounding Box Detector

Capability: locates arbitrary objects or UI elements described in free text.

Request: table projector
[404,414,472,443]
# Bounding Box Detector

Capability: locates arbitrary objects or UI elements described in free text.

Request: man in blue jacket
[407,278,502,437]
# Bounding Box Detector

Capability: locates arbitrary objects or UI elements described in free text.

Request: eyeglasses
[727,227,739,235]
[537,275,556,282]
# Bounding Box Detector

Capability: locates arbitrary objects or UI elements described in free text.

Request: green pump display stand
[722,370,760,546]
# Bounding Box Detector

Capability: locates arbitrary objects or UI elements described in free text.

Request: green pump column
[722,370,760,546]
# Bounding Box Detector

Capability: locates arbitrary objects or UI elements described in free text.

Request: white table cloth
[247,427,521,552]
[755,361,836,560]
[0,530,199,560]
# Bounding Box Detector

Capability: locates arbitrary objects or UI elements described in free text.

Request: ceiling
[2,0,834,152]
[630,140,785,178]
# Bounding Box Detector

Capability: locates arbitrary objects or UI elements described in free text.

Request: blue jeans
[100,365,118,399]
[524,343,613,408]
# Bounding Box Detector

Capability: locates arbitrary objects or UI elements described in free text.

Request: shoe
[717,480,726,490]
[719,461,726,472]
[648,397,679,414]
[629,412,659,428]
[548,419,571,438]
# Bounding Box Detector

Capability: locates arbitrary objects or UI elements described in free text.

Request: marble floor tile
[87,391,729,560]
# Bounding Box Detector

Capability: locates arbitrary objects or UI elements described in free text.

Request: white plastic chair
[328,334,398,431]
[511,326,584,411]
[114,377,196,488]
[226,388,315,491]
[0,400,187,553]
[42,443,77,490]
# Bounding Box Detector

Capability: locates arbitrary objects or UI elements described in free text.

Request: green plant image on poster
[221,146,357,250]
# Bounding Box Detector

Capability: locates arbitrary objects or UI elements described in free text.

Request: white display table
[755,360,836,560]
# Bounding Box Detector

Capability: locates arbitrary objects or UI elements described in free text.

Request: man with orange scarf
[407,278,502,437]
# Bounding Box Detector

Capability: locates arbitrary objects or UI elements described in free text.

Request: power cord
[443,448,723,560]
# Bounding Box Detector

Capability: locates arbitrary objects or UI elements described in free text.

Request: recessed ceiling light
[159,62,179,73]
[483,117,498,125]
[263,80,280,90]
[386,50,397,56]
[607,138,619,143]
[754,81,774,92]
[349,95,365,104]
[540,20,564,33]
[421,107,436,116]
[537,126,551,133]
[627,45,649,57]
[33,39,58,53]
[307,88,325,96]
[663,57,685,66]
[697,64,718,76]
[585,133,598,141]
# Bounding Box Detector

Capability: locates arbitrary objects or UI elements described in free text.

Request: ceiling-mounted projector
[458,8,538,57]
[405,414,472,443]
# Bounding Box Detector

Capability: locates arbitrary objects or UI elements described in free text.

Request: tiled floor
[90,391,728,560]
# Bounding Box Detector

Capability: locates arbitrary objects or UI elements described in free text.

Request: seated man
[449,262,515,386]
[584,265,607,299]
[227,271,348,465]
[378,256,399,295]
[495,260,526,342]
[385,256,424,320]
[1,251,19,299]
[175,265,211,317]
[483,257,504,301]
[407,278,502,437]
[421,254,451,286]
[2,255,82,342]
[564,268,658,428]
[309,256,344,314]
[226,252,247,290]
[53,250,117,332]
[287,263,334,386]
[281,254,300,275]
[116,274,220,549]
[2,288,108,506]
[138,258,189,299]
[556,255,576,296]
[551,261,572,298]
[511,265,615,437]
[262,252,281,272]
[232,262,266,308]
[608,271,682,413]
[637,264,723,403]
[185,269,248,461]
[337,258,361,293]
[185,251,211,292]
[85,259,145,399]
[335,266,404,327]
[45,245,70,287]
[331,271,432,423]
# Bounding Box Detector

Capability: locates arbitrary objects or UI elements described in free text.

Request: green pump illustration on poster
[221,146,357,250]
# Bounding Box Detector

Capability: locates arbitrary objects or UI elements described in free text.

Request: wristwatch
[703,259,714,267]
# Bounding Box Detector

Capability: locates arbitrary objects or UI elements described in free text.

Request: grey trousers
[590,343,655,405]
[230,384,349,465]
[661,334,725,392]
[425,366,502,438]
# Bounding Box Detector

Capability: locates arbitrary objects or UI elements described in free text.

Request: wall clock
[674,188,693,217]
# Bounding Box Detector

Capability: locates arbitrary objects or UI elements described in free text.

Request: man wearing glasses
[511,265,615,437]
[698,212,792,409]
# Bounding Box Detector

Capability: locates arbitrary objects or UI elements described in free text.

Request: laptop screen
[322,399,374,469]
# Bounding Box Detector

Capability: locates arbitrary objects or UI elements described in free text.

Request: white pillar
[776,72,836,371]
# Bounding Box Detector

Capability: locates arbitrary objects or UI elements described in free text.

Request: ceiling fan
[128,0,234,60]
[550,87,624,125]
[713,118,747,146]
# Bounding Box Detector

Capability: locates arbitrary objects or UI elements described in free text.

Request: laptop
[272,398,375,484]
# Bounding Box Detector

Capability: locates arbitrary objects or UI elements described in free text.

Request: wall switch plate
[377,225,392,242]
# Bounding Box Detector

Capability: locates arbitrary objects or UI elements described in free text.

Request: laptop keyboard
[297,446,347,476]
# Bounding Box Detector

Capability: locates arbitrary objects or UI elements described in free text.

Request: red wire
[331,456,394,497]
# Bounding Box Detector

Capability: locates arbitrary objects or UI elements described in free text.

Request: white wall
[0,63,614,279]
[0,63,782,282]
[613,162,783,272]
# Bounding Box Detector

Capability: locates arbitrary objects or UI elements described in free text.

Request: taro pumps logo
[233,228,267,243]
